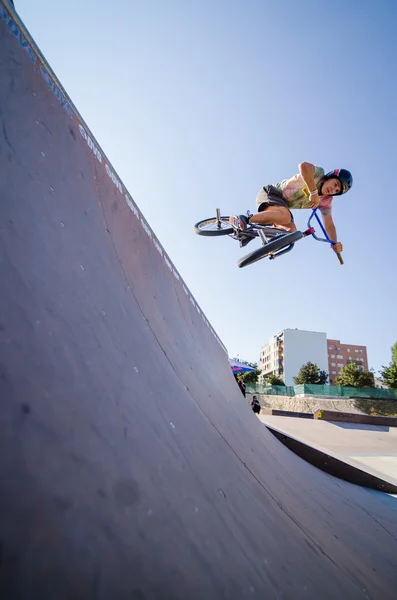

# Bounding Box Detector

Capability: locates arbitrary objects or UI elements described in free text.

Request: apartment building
[327,339,368,385]
[259,329,329,386]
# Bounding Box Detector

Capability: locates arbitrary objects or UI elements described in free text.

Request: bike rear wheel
[194,216,233,236]
[237,231,304,268]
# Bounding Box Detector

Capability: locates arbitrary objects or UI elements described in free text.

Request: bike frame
[237,208,343,264]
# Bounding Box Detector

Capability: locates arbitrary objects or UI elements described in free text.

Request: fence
[245,384,294,396]
[245,382,397,400]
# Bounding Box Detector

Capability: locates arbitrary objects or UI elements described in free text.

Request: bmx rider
[230,163,353,256]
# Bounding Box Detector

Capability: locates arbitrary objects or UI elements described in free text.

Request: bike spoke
[200,219,231,232]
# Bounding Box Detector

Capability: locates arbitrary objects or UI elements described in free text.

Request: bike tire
[237,231,304,268]
[194,216,233,236]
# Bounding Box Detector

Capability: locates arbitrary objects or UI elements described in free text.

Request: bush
[265,374,285,386]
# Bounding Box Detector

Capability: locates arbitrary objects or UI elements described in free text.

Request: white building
[259,329,329,386]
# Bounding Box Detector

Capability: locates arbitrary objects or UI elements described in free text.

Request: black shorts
[255,185,294,221]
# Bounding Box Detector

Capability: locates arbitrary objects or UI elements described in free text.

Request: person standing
[237,378,246,397]
[251,396,261,414]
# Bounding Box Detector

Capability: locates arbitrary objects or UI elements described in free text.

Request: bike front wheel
[194,216,234,236]
[237,231,304,268]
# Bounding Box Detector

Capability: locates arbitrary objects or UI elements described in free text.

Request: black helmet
[321,169,353,195]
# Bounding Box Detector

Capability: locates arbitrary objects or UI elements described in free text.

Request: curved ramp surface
[1,3,397,599]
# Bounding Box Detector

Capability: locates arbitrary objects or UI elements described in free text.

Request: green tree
[233,361,260,384]
[379,342,397,389]
[293,362,328,385]
[336,362,375,387]
[392,341,397,364]
[265,373,285,386]
[379,362,397,389]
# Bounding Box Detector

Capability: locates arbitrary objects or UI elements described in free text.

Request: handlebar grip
[337,252,344,265]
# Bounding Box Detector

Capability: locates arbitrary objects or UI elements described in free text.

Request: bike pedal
[239,237,254,248]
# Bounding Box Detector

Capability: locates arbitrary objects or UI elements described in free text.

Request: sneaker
[229,214,249,231]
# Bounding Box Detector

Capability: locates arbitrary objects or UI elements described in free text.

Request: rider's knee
[288,221,297,232]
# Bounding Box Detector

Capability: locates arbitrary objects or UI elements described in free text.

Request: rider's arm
[298,162,319,208]
[322,214,343,253]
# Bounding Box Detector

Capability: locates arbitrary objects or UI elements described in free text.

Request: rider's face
[321,178,341,195]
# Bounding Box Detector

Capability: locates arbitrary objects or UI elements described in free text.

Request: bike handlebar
[308,209,344,265]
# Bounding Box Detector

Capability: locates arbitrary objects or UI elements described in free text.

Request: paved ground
[259,415,397,489]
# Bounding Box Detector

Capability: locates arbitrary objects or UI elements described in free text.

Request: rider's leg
[230,186,296,235]
[249,206,297,232]
[272,221,297,233]
[251,186,297,233]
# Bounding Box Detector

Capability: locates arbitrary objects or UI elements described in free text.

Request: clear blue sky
[15,0,397,373]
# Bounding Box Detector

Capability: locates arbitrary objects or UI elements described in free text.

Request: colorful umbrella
[229,358,256,373]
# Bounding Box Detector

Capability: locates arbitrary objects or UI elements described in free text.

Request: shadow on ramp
[267,426,397,494]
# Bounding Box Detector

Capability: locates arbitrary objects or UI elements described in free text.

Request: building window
[331,362,336,367]
[337,363,344,367]
[330,354,335,358]
[332,370,337,374]
[347,349,350,352]
[336,354,343,359]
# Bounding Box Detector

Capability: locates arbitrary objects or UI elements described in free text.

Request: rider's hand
[332,242,343,253]
[309,191,320,209]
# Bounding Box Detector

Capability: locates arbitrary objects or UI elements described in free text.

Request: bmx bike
[194,208,344,268]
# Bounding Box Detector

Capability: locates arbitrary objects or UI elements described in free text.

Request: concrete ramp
[1,3,397,598]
